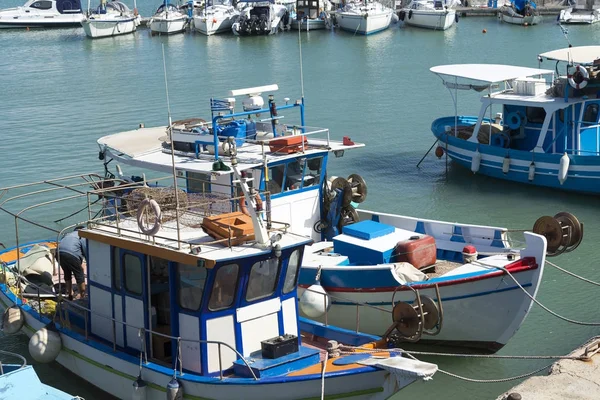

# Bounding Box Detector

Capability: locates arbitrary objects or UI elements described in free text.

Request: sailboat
[334,0,394,35]
[399,0,458,30]
[81,0,141,38]
[149,1,190,34]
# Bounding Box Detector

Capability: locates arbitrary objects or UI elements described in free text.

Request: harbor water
[1,1,600,398]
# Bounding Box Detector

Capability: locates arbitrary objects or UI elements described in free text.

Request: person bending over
[58,226,87,300]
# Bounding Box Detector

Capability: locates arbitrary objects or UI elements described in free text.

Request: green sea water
[1,2,600,398]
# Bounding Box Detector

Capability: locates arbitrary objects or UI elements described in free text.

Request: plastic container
[218,120,248,147]
[392,235,437,269]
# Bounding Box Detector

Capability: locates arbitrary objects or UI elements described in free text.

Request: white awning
[538,46,600,66]
[430,64,553,84]
[97,126,168,158]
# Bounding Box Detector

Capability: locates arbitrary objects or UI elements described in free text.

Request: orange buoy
[435,146,445,158]
[482,28,487,33]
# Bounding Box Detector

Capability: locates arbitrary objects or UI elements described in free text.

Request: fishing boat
[149,1,189,35]
[193,0,239,35]
[0,84,438,400]
[334,0,394,35]
[0,0,84,28]
[232,0,292,35]
[558,0,600,24]
[429,47,600,194]
[0,350,80,400]
[81,0,141,38]
[399,0,458,30]
[291,0,331,31]
[498,0,541,25]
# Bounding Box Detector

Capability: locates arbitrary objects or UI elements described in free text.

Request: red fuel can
[392,235,437,269]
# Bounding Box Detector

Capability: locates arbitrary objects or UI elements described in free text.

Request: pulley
[330,177,352,207]
[533,212,584,257]
[347,174,368,204]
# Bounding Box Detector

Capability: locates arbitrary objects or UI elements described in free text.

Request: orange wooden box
[201,212,255,245]
[269,135,308,154]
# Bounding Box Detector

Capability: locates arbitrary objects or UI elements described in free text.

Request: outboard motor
[258,13,269,34]
[282,10,290,29]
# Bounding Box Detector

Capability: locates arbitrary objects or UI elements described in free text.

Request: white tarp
[430,64,553,83]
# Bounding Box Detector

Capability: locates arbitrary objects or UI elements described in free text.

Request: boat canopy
[430,64,553,84]
[538,46,600,66]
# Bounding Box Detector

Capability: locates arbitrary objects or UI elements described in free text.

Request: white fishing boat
[0,86,439,400]
[559,0,600,24]
[291,0,331,30]
[81,0,141,38]
[498,0,542,25]
[193,0,239,35]
[232,0,292,35]
[399,0,458,30]
[149,1,189,35]
[334,0,394,35]
[0,0,84,28]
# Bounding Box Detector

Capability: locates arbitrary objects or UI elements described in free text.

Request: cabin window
[30,1,53,9]
[112,247,121,290]
[282,249,301,294]
[208,263,239,311]
[526,107,547,124]
[284,160,305,191]
[303,157,322,188]
[124,254,143,295]
[246,258,280,302]
[186,172,211,193]
[268,165,285,195]
[583,104,599,123]
[178,264,207,312]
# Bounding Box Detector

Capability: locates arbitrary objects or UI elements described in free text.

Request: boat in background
[334,0,394,35]
[498,0,541,25]
[399,0,458,30]
[149,1,189,34]
[291,0,331,30]
[232,0,292,35]
[559,0,600,24]
[0,350,80,400]
[0,0,84,28]
[81,0,141,38]
[193,0,239,35]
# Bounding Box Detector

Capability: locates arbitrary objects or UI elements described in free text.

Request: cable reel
[533,212,584,257]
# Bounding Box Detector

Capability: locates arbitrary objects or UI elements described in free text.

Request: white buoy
[2,306,24,335]
[132,374,148,400]
[502,156,510,174]
[29,325,62,363]
[471,150,482,174]
[528,162,536,181]
[166,377,183,400]
[299,283,331,318]
[558,153,570,185]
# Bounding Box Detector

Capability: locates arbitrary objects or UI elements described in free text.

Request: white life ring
[137,198,162,236]
[568,65,589,90]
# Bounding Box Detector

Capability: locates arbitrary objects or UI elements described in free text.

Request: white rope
[546,259,600,287]
[321,351,329,400]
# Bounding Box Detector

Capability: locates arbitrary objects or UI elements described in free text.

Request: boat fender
[137,198,162,236]
[568,64,589,90]
[528,162,535,181]
[558,153,570,185]
[239,193,263,215]
[455,13,459,23]
[167,377,183,400]
[399,10,405,21]
[132,374,148,400]
[1,306,24,335]
[435,146,444,158]
[299,283,330,318]
[471,149,482,173]
[29,324,62,363]
[408,10,412,19]
[502,155,510,174]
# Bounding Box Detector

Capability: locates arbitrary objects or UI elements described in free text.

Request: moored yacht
[81,0,141,38]
[334,0,394,35]
[291,0,331,30]
[399,0,458,30]
[193,0,239,35]
[559,0,600,24]
[0,0,84,28]
[149,1,189,34]
[232,0,292,35]
[498,0,542,25]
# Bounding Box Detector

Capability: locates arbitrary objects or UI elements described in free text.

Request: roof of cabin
[539,46,600,66]
[430,64,554,84]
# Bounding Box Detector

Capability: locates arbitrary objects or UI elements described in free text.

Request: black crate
[260,334,299,359]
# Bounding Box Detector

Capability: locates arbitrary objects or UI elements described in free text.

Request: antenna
[297,18,305,100]
[161,44,182,248]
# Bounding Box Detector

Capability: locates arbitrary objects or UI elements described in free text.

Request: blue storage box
[342,220,395,240]
[217,120,247,147]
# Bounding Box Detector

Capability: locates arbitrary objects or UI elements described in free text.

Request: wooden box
[269,136,308,154]
[201,211,255,245]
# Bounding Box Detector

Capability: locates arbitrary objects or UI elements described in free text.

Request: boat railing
[0,350,27,375]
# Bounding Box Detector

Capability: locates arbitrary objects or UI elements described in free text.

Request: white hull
[336,10,393,35]
[403,9,455,30]
[498,9,541,25]
[194,14,235,35]
[0,14,84,28]
[291,18,327,30]
[559,8,600,24]
[81,16,140,38]
[0,289,409,400]
[150,16,188,34]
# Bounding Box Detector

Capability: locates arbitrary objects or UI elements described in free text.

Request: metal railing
[0,350,27,375]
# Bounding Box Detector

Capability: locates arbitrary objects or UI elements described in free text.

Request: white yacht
[334,0,394,35]
[0,0,84,28]
[232,0,292,35]
[81,0,141,38]
[399,0,458,30]
[149,2,189,35]
[193,0,239,35]
[559,0,600,24]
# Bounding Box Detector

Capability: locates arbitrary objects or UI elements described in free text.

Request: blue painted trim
[298,317,381,346]
[415,221,425,234]
[451,226,465,243]
[370,214,380,223]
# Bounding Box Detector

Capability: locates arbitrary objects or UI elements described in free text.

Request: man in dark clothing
[58,226,87,300]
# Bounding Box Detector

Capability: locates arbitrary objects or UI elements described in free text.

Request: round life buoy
[239,193,263,215]
[491,132,511,148]
[137,198,162,236]
[568,64,589,90]
[506,111,526,130]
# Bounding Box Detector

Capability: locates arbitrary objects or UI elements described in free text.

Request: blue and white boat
[430,47,600,194]
[0,84,438,400]
[0,350,80,399]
